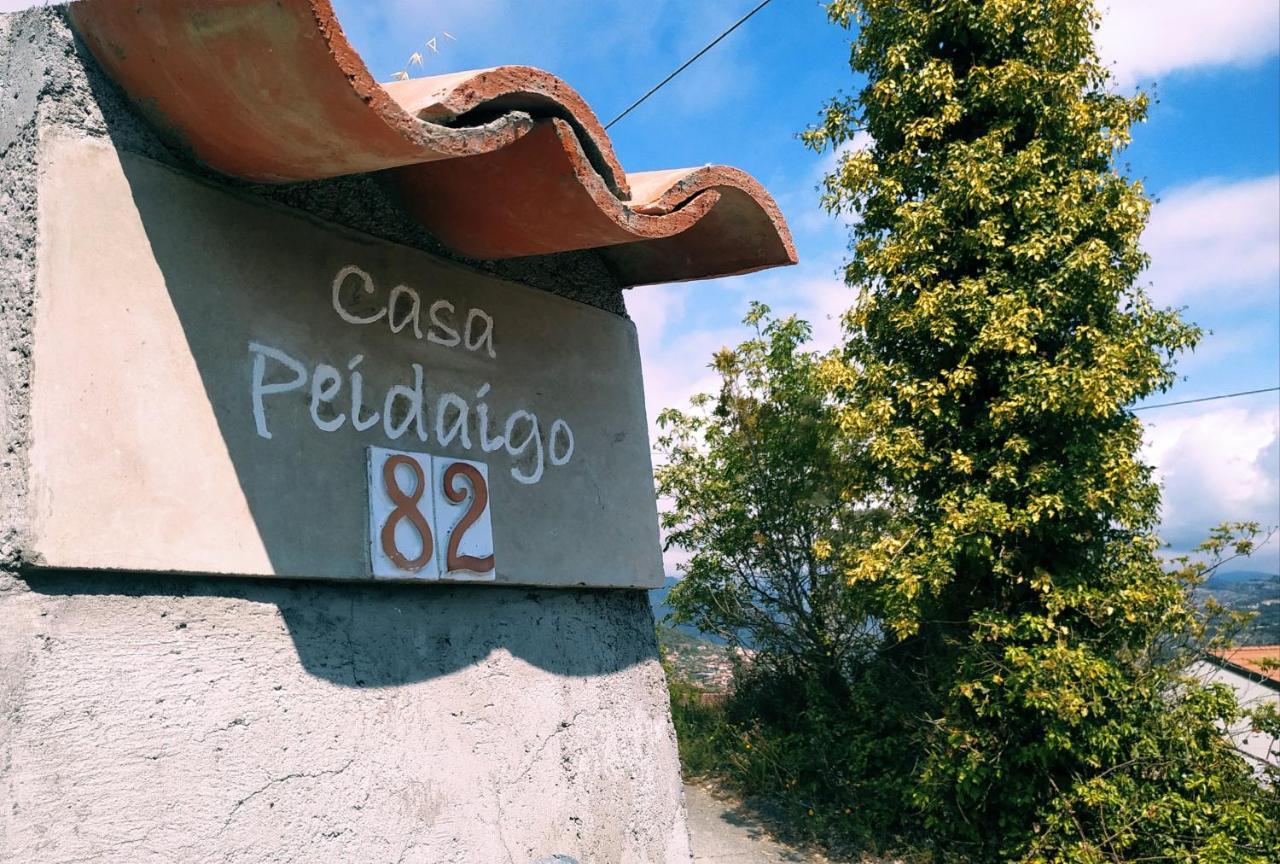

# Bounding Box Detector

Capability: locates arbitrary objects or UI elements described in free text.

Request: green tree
[656,305,915,843]
[804,0,1278,860]
[657,304,882,684]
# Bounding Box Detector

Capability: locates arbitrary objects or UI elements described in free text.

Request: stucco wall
[1187,660,1279,771]
[0,9,688,863]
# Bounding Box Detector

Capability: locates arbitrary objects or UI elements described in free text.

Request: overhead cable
[604,0,776,130]
[1132,386,1279,412]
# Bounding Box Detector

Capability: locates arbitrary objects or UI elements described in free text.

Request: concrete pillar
[0,9,690,863]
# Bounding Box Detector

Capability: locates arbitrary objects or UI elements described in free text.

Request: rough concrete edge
[0,10,53,582]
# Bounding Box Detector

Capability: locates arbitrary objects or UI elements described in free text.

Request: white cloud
[746,270,850,351]
[625,285,740,576]
[628,248,856,447]
[0,1,39,11]
[1097,0,1280,86]
[1143,402,1280,568]
[1145,175,1280,307]
[627,266,854,576]
[787,275,850,350]
[626,285,734,444]
[788,130,873,236]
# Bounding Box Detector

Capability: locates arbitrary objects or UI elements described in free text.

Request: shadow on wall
[23,571,656,689]
[19,19,658,690]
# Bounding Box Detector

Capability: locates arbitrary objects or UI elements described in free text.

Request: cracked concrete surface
[0,575,692,863]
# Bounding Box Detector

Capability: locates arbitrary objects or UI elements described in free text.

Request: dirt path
[684,782,832,863]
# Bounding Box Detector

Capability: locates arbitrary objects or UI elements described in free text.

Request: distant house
[1189,646,1279,770]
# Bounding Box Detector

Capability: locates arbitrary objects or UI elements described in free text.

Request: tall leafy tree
[805,0,1278,860]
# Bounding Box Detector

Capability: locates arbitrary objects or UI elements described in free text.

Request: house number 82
[369,448,497,581]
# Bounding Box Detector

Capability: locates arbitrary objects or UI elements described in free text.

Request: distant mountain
[1205,570,1278,589]
[648,576,680,618]
[1196,570,1279,646]
[653,572,1280,648]
[649,577,728,645]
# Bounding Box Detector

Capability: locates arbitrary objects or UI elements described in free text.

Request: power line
[1131,386,1279,412]
[604,0,777,130]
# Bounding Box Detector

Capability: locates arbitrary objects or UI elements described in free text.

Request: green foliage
[797,0,1280,860]
[665,656,918,852]
[664,659,737,777]
[657,3,1278,859]
[657,307,921,850]
[657,304,885,680]
[724,660,922,848]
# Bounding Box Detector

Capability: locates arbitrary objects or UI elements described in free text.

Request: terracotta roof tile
[1208,646,1280,685]
[69,0,797,286]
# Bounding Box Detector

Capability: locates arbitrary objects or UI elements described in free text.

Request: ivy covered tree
[803,0,1278,860]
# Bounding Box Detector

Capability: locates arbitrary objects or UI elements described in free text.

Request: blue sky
[327,0,1273,572]
[13,0,1274,571]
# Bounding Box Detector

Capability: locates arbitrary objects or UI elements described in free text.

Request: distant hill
[1205,570,1278,589]
[649,577,728,644]
[648,576,678,621]
[655,623,743,692]
[1196,570,1279,646]
[654,572,1279,648]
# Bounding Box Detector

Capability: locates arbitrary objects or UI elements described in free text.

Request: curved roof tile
[69,0,796,287]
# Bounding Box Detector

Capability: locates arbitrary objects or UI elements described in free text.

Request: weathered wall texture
[29,136,663,588]
[1,575,689,864]
[1,9,688,863]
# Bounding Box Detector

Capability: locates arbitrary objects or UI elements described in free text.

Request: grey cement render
[31,135,663,588]
[1,8,690,863]
[1,573,691,863]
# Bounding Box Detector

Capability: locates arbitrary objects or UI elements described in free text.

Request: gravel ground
[684,782,833,864]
